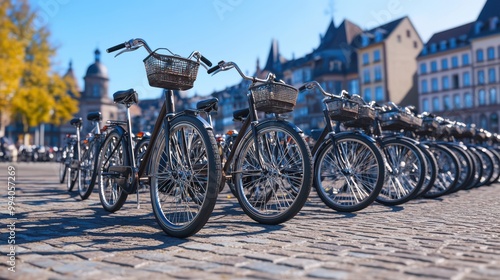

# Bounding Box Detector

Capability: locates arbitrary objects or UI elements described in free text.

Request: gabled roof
[427,22,474,45]
[263,39,287,73]
[354,16,406,48]
[316,19,363,51]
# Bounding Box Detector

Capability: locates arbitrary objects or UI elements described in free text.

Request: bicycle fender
[257,119,304,134]
[175,110,214,131]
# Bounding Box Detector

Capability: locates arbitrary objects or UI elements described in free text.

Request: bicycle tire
[150,115,221,238]
[444,143,474,192]
[475,147,494,187]
[67,143,78,192]
[486,147,500,184]
[416,142,438,197]
[98,130,128,212]
[423,144,459,198]
[79,141,98,200]
[314,133,385,212]
[376,137,426,205]
[464,147,483,190]
[59,149,67,184]
[234,121,312,224]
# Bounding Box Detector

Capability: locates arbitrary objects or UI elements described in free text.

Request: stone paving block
[239,260,297,275]
[243,252,289,263]
[102,256,151,268]
[404,266,460,279]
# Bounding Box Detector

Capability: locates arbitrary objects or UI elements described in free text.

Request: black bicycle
[100,38,220,238]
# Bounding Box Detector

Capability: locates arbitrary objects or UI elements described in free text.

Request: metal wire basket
[325,97,359,121]
[143,50,200,90]
[379,110,413,130]
[249,82,298,114]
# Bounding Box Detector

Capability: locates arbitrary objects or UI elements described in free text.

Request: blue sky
[30,0,487,100]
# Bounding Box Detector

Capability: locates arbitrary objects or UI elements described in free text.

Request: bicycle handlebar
[299,81,350,99]
[107,38,212,68]
[208,60,280,84]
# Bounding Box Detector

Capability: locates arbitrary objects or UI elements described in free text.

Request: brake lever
[114,46,140,58]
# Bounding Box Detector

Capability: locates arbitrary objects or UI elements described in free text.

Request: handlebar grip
[200,55,212,67]
[107,43,126,53]
[299,85,308,91]
[207,65,220,74]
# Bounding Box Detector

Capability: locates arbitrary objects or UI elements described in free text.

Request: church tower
[78,49,118,132]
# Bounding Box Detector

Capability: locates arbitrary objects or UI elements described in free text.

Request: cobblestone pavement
[1,162,500,279]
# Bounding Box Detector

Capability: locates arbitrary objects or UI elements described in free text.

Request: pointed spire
[94,48,101,63]
[264,39,281,72]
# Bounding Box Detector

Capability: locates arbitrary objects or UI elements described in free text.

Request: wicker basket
[379,111,413,130]
[143,51,199,90]
[345,105,375,127]
[249,82,298,114]
[325,97,359,121]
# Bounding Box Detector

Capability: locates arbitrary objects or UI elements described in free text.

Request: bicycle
[208,60,312,225]
[59,133,76,184]
[299,81,385,212]
[67,117,82,192]
[78,112,105,200]
[101,38,220,238]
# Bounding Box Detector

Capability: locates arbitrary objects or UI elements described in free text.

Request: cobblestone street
[1,162,500,279]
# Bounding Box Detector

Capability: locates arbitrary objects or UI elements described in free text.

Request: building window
[420,63,427,74]
[451,56,459,68]
[363,69,371,84]
[478,89,486,105]
[375,86,384,102]
[374,66,382,82]
[478,70,485,85]
[480,115,488,130]
[464,92,473,108]
[489,68,496,83]
[462,53,470,65]
[463,72,471,87]
[414,41,418,49]
[373,50,381,62]
[407,30,411,38]
[348,79,359,95]
[488,47,495,60]
[490,88,497,104]
[422,98,430,112]
[432,97,440,111]
[442,76,450,90]
[364,88,372,102]
[431,78,439,92]
[441,58,448,70]
[452,74,459,89]
[440,41,447,51]
[477,49,484,62]
[491,113,499,131]
[397,35,401,43]
[444,95,452,110]
[421,80,429,94]
[431,61,438,72]
[92,85,100,97]
[431,43,437,53]
[454,94,461,109]
[362,53,369,65]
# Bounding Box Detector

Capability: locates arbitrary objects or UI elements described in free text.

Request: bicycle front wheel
[79,141,98,200]
[314,133,385,212]
[234,121,312,225]
[150,115,221,238]
[59,148,67,184]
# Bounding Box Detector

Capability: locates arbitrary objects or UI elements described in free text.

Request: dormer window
[422,46,428,55]
[440,41,447,51]
[361,34,370,47]
[475,21,484,34]
[450,38,457,48]
[430,43,437,53]
[374,30,383,42]
[490,17,499,30]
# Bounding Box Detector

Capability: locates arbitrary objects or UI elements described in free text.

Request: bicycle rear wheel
[234,121,312,225]
[423,144,459,198]
[98,130,128,212]
[150,115,221,238]
[314,133,385,212]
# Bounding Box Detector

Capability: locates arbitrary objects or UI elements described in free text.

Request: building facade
[418,0,500,132]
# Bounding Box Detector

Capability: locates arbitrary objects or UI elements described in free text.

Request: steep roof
[469,0,500,40]
[262,39,287,73]
[316,19,363,51]
[354,16,406,48]
[426,22,474,45]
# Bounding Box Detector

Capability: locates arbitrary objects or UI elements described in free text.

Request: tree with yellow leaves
[6,0,79,143]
